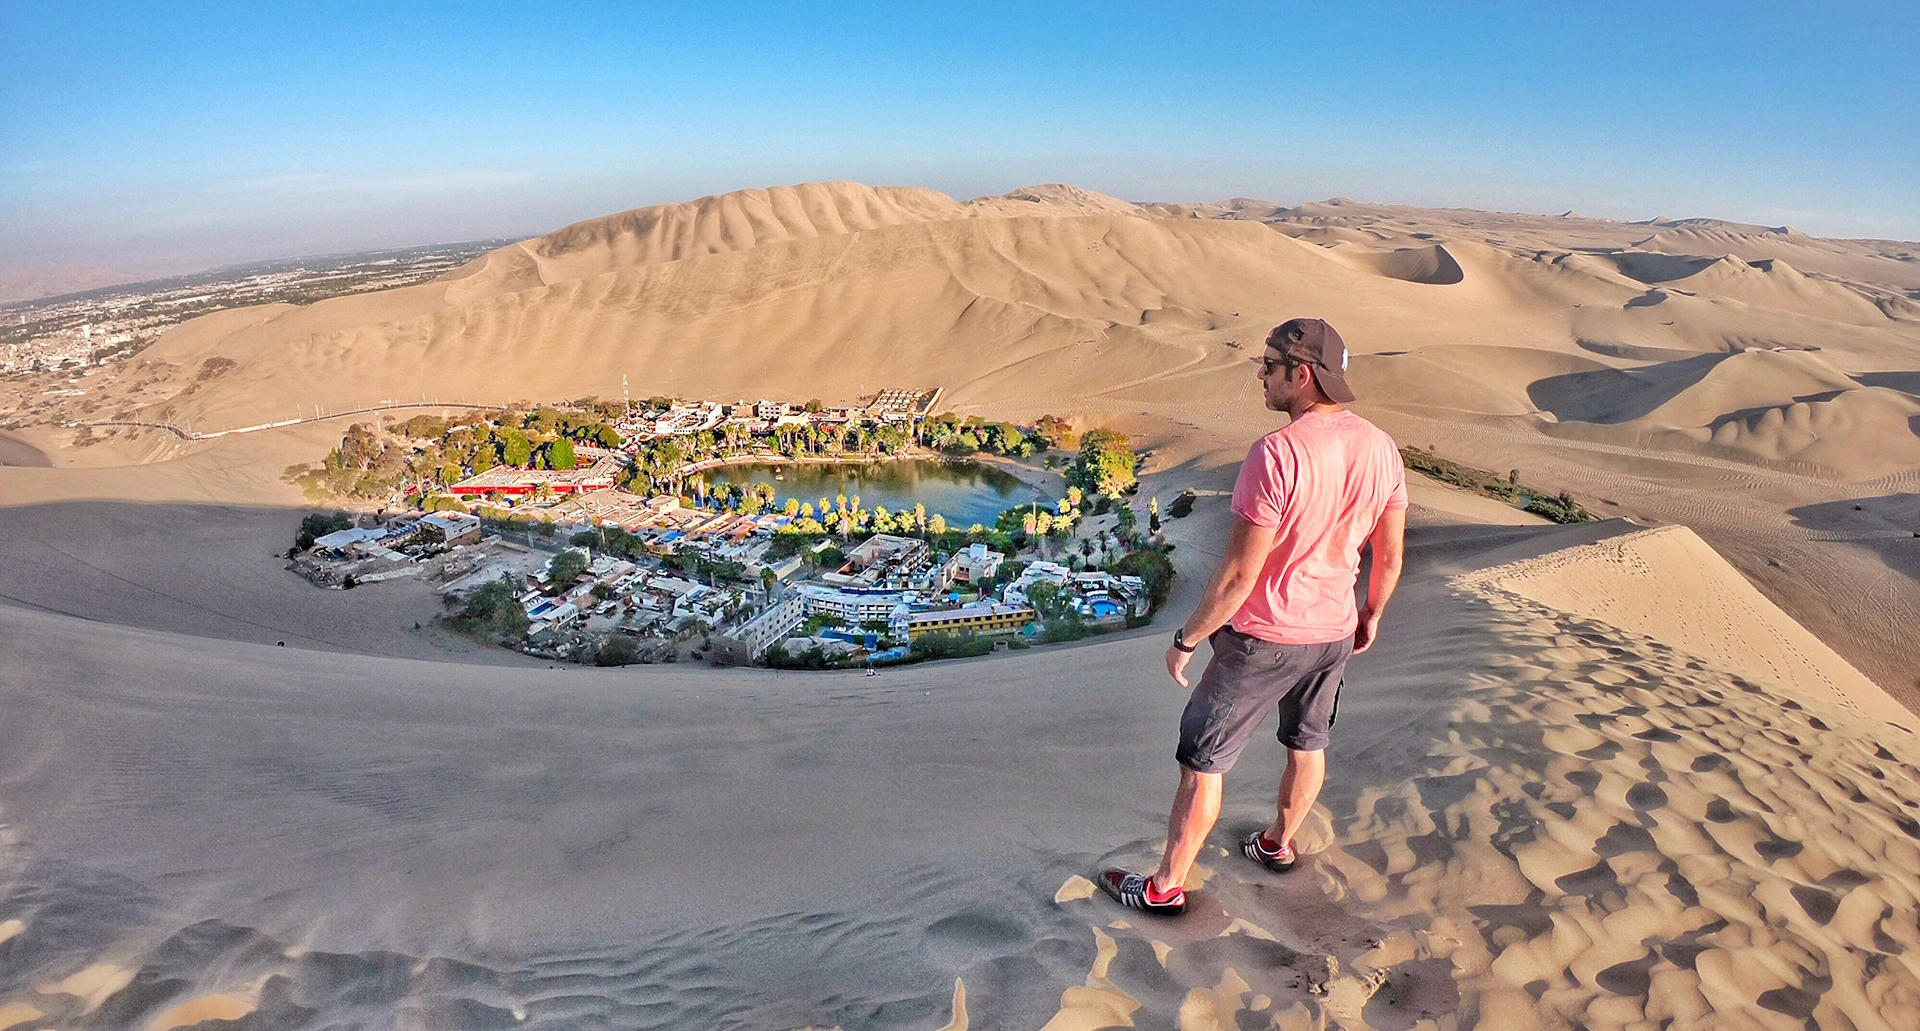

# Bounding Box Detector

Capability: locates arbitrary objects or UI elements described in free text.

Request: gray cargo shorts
[1176,626,1354,773]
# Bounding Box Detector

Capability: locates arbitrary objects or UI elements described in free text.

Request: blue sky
[3,2,1916,296]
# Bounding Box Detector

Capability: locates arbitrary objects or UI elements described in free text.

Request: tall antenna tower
[623,374,631,420]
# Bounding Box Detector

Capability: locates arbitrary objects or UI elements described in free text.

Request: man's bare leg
[1262,748,1326,848]
[1151,767,1222,891]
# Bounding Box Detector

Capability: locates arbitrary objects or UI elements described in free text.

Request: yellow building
[905,603,1035,639]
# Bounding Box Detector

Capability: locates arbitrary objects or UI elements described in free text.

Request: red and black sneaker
[1240,830,1298,873]
[1097,869,1186,915]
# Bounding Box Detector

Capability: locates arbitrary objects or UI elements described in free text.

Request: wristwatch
[1172,628,1198,653]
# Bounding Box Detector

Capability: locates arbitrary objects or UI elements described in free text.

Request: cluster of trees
[1070,428,1139,499]
[623,420,914,496]
[593,635,641,666]
[544,549,589,594]
[766,494,946,543]
[286,407,624,502]
[1024,580,1095,642]
[284,422,415,500]
[447,576,531,644]
[919,412,1075,458]
[1113,547,1176,612]
[992,484,1087,546]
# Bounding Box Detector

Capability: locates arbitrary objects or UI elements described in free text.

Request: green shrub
[295,510,353,549]
[1113,548,1176,612]
[909,631,995,661]
[1523,491,1592,524]
[448,575,530,644]
[594,635,640,666]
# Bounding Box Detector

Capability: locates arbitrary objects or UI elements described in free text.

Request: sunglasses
[1252,354,1308,375]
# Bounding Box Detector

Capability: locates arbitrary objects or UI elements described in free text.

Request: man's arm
[1353,505,1405,654]
[1165,516,1278,686]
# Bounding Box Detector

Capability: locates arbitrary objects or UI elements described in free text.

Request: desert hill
[2,177,1918,694]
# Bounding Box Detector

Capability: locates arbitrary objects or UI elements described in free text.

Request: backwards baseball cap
[1267,318,1356,404]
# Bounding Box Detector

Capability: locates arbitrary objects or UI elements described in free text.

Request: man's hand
[1166,642,1196,687]
[1353,606,1383,654]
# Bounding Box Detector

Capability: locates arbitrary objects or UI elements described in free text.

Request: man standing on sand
[1100,318,1407,915]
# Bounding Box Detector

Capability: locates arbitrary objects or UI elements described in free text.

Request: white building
[798,584,911,636]
[1003,560,1070,607]
[940,542,1005,588]
[313,526,383,550]
[674,583,731,625]
[710,591,808,664]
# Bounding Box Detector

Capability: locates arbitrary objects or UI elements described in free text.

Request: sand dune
[1633,219,1920,293]
[1524,349,1920,478]
[5,177,1915,690]
[1669,256,1891,325]
[1324,242,1467,285]
[2,516,1914,1028]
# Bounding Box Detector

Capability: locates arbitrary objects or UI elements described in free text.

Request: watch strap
[1172,628,1198,653]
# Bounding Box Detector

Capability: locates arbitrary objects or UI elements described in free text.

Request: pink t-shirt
[1229,409,1407,644]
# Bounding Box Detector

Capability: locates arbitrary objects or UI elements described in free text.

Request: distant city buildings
[2,241,501,376]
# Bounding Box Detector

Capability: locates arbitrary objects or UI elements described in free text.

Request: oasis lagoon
[702,459,1050,527]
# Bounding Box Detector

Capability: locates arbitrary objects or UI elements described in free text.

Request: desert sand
[1,181,1917,1027]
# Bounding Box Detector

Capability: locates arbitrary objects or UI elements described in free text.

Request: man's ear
[1299,364,1329,401]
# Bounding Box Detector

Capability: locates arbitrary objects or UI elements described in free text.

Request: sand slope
[2,518,1915,1029]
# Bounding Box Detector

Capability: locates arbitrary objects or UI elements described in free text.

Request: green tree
[1074,428,1137,499]
[928,513,946,536]
[594,635,640,666]
[452,575,530,644]
[503,430,533,467]
[548,437,577,471]
[1113,548,1176,611]
[545,549,588,593]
